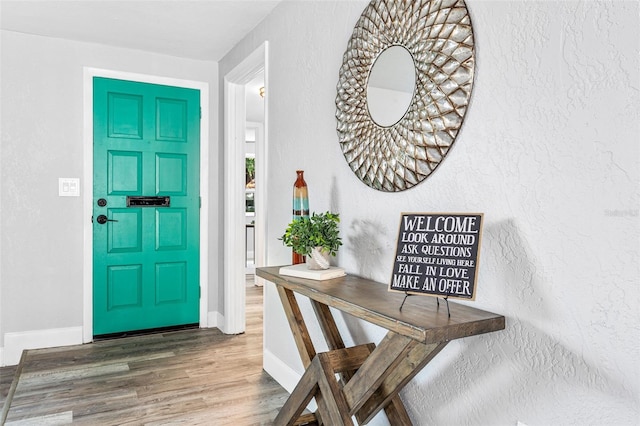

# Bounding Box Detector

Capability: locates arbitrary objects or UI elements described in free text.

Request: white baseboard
[2,327,83,366]
[207,311,224,329]
[263,348,316,411]
[263,347,301,394]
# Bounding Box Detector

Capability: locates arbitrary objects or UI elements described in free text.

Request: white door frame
[82,68,210,343]
[223,42,268,334]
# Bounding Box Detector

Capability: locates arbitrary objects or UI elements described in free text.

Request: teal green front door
[93,77,200,336]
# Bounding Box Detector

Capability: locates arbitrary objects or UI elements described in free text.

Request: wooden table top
[257,266,505,345]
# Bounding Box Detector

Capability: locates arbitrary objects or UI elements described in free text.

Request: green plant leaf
[279,211,342,256]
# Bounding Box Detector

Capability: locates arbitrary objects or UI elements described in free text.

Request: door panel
[109,151,142,194]
[93,77,200,336]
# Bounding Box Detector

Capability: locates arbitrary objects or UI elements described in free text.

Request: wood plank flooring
[0,279,291,425]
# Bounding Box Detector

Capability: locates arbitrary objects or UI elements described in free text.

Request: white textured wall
[0,31,219,354]
[221,1,639,424]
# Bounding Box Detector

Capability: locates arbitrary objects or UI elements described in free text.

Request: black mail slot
[127,196,171,207]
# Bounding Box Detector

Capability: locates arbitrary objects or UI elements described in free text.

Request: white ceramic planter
[307,247,330,270]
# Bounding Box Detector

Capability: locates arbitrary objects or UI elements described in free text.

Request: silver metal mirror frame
[336,0,476,192]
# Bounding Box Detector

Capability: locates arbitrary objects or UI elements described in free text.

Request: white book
[279,264,346,281]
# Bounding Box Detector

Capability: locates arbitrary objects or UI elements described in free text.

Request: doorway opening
[244,69,265,276]
[223,43,268,334]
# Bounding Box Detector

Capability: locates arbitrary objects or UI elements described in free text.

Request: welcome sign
[389,213,484,300]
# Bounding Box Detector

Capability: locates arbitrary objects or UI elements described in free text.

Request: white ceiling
[0,0,282,61]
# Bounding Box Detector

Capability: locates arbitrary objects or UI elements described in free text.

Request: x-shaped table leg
[274,285,448,425]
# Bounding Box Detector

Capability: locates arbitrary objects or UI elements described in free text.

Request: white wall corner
[3,327,83,366]
[0,348,4,367]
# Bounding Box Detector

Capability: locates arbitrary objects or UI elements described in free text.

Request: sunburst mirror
[336,0,476,192]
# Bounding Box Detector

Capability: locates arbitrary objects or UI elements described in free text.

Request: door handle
[96,215,118,225]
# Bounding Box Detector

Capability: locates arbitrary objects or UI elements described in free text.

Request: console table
[256,266,505,425]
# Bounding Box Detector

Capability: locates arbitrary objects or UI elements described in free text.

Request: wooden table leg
[276,285,316,367]
[274,356,322,425]
[356,340,449,424]
[276,285,333,424]
[342,331,417,413]
[275,346,374,426]
[276,288,433,426]
[311,300,412,423]
[382,395,413,425]
[316,353,354,425]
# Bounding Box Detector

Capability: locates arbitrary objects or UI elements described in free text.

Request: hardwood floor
[0,279,291,425]
[0,365,17,411]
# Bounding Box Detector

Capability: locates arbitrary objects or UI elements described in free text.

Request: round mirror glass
[366,45,416,127]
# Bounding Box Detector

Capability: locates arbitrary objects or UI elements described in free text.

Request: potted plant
[280,211,342,269]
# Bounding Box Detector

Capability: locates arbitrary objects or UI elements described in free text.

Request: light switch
[59,178,80,197]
